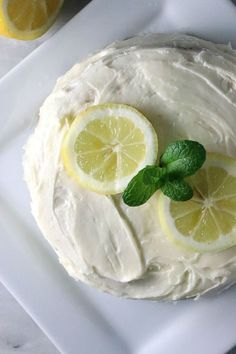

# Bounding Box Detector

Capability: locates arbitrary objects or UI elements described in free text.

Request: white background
[1,1,236,353]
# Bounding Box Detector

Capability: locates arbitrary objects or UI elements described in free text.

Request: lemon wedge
[0,0,63,40]
[158,153,236,253]
[61,103,158,194]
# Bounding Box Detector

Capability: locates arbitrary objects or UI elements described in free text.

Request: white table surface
[0,1,89,353]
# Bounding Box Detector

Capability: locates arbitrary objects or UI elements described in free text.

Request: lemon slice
[0,0,63,40]
[61,103,158,194]
[158,153,236,253]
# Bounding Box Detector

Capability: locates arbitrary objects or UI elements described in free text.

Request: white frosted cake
[24,34,236,300]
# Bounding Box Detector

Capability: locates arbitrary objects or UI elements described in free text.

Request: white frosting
[24,34,236,300]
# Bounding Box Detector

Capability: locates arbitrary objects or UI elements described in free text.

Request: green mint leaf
[161,178,193,201]
[160,140,206,178]
[123,166,165,207]
[143,165,167,185]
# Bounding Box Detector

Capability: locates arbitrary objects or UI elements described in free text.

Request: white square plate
[1,1,236,353]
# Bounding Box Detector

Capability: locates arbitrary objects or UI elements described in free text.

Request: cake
[23,34,236,300]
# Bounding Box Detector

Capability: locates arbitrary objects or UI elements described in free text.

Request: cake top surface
[24,34,236,300]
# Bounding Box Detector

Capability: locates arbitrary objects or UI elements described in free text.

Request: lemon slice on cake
[158,153,236,253]
[61,103,158,194]
[0,0,64,40]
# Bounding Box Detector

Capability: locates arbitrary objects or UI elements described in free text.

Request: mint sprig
[122,140,206,206]
[160,140,206,178]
